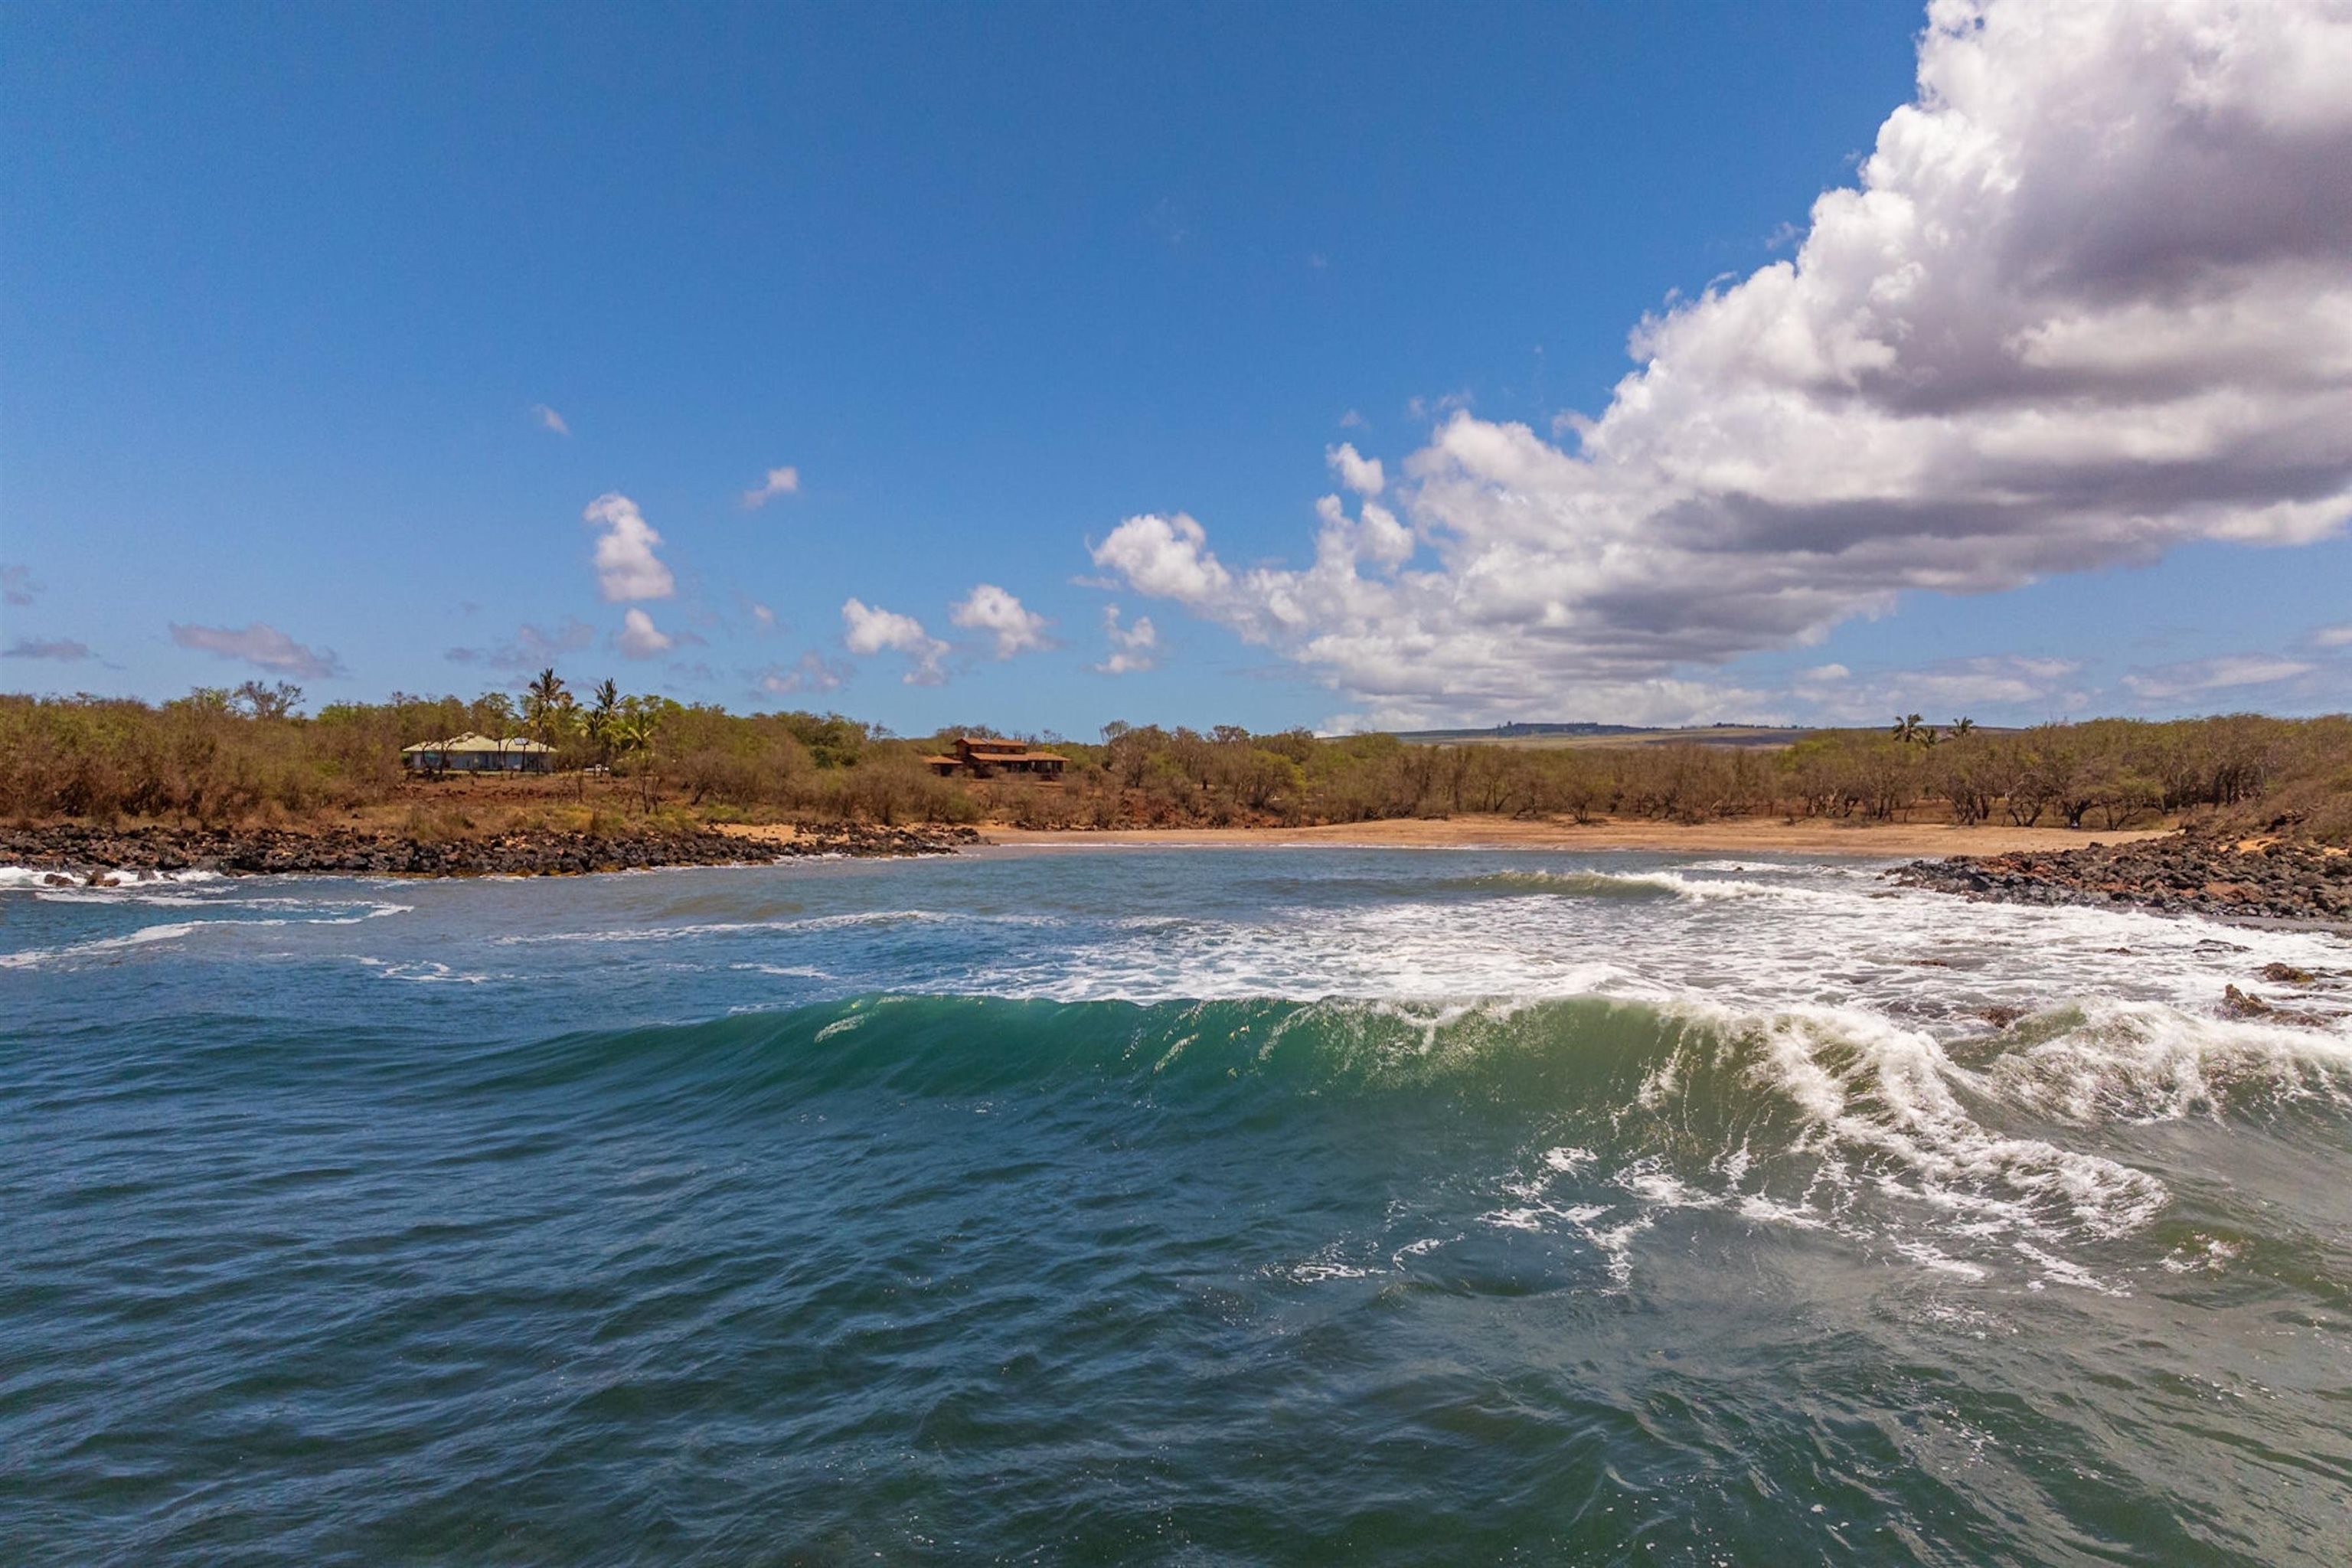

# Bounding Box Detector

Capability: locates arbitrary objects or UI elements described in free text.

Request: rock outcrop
[0,822,977,879]
[1893,836,2352,926]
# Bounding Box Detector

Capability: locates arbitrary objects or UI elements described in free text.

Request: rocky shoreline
[0,822,978,881]
[1893,835,2352,928]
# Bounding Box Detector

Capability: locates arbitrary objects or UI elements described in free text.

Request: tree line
[3,677,2347,842]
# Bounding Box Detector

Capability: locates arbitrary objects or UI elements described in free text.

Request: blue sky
[5,0,2349,735]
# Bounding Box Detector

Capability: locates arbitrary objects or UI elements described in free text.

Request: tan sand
[976,815,2174,858]
[709,823,820,847]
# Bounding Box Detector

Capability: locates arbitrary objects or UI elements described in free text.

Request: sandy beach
[972,814,2175,858]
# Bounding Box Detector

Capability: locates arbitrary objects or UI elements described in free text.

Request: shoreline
[975,815,2175,858]
[1,814,2180,880]
[0,822,976,881]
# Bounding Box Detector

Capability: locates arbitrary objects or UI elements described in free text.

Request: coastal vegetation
[5,681,2348,846]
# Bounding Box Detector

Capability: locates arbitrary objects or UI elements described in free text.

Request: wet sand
[978,814,2174,858]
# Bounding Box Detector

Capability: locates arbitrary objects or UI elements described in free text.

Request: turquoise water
[6,846,2350,1564]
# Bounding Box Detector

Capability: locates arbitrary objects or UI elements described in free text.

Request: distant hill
[1390,722,1816,750]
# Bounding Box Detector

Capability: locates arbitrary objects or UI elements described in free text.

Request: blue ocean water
[6,845,2350,1564]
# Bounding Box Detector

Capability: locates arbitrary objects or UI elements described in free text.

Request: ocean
[5,845,2350,1564]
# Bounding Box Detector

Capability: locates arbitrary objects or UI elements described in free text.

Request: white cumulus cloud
[841,597,949,684]
[1095,606,1159,675]
[616,608,677,658]
[532,403,570,436]
[583,492,676,603]
[743,466,801,508]
[1093,0,2352,727]
[949,583,1050,658]
[1325,443,1384,498]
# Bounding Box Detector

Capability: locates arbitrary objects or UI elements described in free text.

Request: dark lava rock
[2220,984,2272,1018]
[1891,835,2352,930]
[0,822,978,880]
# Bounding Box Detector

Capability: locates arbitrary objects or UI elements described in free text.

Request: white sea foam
[1442,982,2329,1289]
[0,865,224,891]
[2,897,412,970]
[1728,1002,2174,1241]
[0,921,204,969]
[1984,1000,2352,1123]
[495,908,1040,946]
[348,956,498,984]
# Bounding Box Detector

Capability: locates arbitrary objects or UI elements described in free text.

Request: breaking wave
[506,991,2352,1291]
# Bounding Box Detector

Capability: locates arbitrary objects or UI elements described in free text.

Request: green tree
[612,700,662,809]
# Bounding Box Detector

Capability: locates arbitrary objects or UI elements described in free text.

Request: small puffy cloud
[1338,410,1366,430]
[2,565,34,606]
[747,600,778,632]
[583,492,675,602]
[1095,606,1158,675]
[532,403,570,436]
[1090,513,1235,604]
[1325,443,1384,498]
[2310,624,2352,649]
[4,637,92,662]
[171,621,345,680]
[2121,655,2314,701]
[444,617,596,671]
[743,466,801,508]
[1095,0,2352,727]
[753,650,851,697]
[841,597,949,684]
[616,607,676,659]
[949,583,1050,658]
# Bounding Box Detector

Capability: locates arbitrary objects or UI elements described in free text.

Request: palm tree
[612,704,662,810]
[1951,716,1977,738]
[1892,713,1926,746]
[583,678,621,765]
[524,667,570,746]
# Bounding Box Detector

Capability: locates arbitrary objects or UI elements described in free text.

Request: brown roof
[939,737,1069,766]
